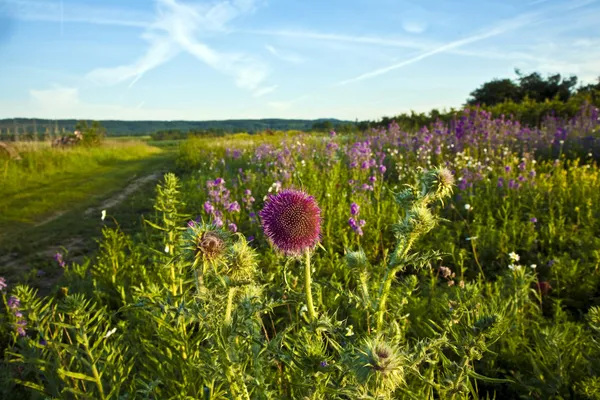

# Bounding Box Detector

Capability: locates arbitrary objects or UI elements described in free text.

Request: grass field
[1,107,600,398]
[0,139,177,291]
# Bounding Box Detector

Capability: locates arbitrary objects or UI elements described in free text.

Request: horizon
[0,0,599,121]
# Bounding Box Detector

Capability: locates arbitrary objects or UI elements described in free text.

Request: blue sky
[0,0,599,121]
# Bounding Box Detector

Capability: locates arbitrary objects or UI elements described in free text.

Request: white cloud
[253,85,278,97]
[401,21,427,34]
[86,0,270,92]
[265,44,304,63]
[30,86,80,112]
[336,0,597,86]
[3,0,152,28]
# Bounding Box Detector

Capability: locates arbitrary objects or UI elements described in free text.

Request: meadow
[1,104,600,399]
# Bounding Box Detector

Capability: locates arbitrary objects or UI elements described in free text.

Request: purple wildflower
[379,165,387,174]
[530,217,538,223]
[227,201,241,213]
[8,296,20,310]
[497,177,504,188]
[247,236,255,242]
[349,217,366,236]
[320,361,328,367]
[228,223,238,233]
[204,201,215,215]
[54,252,66,268]
[350,203,360,216]
[0,277,6,291]
[259,189,321,256]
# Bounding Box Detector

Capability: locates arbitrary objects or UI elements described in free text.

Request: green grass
[0,139,176,287]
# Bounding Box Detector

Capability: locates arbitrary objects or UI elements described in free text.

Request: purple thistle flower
[350,203,360,216]
[259,189,321,256]
[0,277,6,291]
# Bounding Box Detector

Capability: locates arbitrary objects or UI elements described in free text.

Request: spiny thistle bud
[394,187,417,207]
[406,204,436,236]
[353,337,405,395]
[420,167,454,203]
[182,223,231,267]
[345,248,368,269]
[473,315,497,333]
[259,189,321,256]
[226,235,259,283]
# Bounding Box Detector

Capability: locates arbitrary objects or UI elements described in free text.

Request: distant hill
[0,118,351,136]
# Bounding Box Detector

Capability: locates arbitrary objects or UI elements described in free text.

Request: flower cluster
[203,177,240,231]
[8,296,27,337]
[348,202,366,236]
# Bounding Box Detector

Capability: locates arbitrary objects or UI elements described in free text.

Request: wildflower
[164,244,170,253]
[104,328,117,339]
[350,202,360,216]
[204,201,215,215]
[8,296,20,310]
[54,252,66,268]
[228,223,238,233]
[530,264,537,269]
[320,361,328,368]
[0,277,6,291]
[464,204,471,211]
[259,189,321,256]
[530,217,538,223]
[101,209,106,221]
[227,201,241,213]
[438,266,452,279]
[509,252,520,262]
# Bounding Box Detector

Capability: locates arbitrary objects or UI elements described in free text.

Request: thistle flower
[226,235,259,282]
[182,223,231,267]
[259,189,321,256]
[353,337,404,394]
[345,248,368,269]
[421,167,454,201]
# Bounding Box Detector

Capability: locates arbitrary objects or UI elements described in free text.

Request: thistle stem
[376,265,400,331]
[304,250,316,321]
[224,287,236,326]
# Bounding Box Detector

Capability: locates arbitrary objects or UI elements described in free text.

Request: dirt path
[0,172,164,295]
[84,172,162,216]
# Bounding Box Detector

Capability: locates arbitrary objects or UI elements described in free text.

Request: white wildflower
[104,328,117,339]
[530,264,537,269]
[101,210,106,221]
[509,252,520,262]
[464,204,472,211]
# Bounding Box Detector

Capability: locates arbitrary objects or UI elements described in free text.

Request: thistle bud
[353,337,405,395]
[226,235,259,283]
[420,167,454,202]
[345,248,368,269]
[182,223,231,267]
